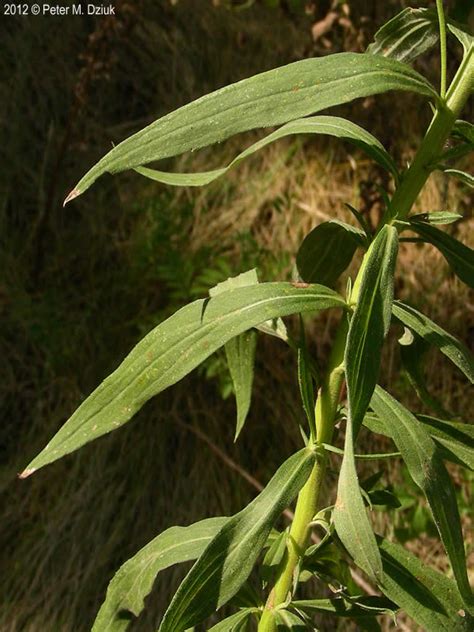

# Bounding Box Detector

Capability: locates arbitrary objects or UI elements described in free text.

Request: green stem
[258,321,347,631]
[258,47,473,632]
[389,46,473,221]
[436,0,448,99]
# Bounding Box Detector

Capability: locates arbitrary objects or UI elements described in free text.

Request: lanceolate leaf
[297,325,316,438]
[443,168,474,188]
[367,7,473,62]
[135,116,399,186]
[399,334,451,417]
[453,120,474,144]
[345,225,399,435]
[363,412,474,471]
[371,387,473,607]
[334,423,383,582]
[378,536,473,632]
[65,55,435,201]
[21,283,344,477]
[225,330,258,440]
[292,596,395,618]
[408,211,462,225]
[417,415,474,471]
[92,517,227,632]
[159,448,316,632]
[409,221,474,288]
[296,220,365,287]
[367,8,440,63]
[393,300,474,383]
[207,608,259,632]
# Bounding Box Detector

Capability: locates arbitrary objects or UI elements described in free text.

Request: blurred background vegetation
[0,1,473,630]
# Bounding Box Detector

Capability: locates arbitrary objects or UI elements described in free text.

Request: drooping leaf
[345,224,399,434]
[417,414,474,471]
[399,332,451,417]
[21,283,344,476]
[409,221,474,288]
[275,609,307,630]
[296,220,365,287]
[92,517,227,632]
[371,387,473,607]
[159,448,316,632]
[292,596,395,619]
[209,271,259,439]
[367,7,473,62]
[408,211,463,225]
[66,55,435,201]
[393,300,474,383]
[207,608,259,632]
[367,8,440,63]
[443,168,474,188]
[135,115,399,186]
[363,412,474,471]
[453,119,474,144]
[225,331,258,440]
[297,321,316,438]
[378,536,473,631]
[334,422,383,583]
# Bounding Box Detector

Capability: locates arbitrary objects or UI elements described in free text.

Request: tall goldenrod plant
[22,3,473,630]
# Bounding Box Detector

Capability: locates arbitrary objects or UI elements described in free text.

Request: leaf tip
[18,467,36,479]
[63,188,81,206]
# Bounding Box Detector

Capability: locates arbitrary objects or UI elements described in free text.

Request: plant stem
[258,321,347,631]
[389,45,473,221]
[436,0,448,99]
[258,46,473,632]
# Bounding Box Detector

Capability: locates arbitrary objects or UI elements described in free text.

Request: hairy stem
[258,46,473,632]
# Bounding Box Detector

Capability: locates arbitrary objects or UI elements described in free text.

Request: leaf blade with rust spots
[21,282,345,476]
[65,54,434,200]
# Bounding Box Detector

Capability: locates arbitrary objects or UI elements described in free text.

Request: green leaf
[378,536,473,631]
[393,300,474,383]
[66,54,435,201]
[399,333,451,417]
[261,529,288,583]
[408,211,463,225]
[275,609,307,630]
[135,115,399,186]
[21,283,344,476]
[453,120,474,144]
[409,221,474,288]
[371,387,473,607]
[367,8,440,63]
[417,415,474,471]
[159,448,316,632]
[225,330,258,440]
[297,322,316,438]
[207,608,259,632]
[443,168,474,188]
[91,517,227,632]
[367,7,473,61]
[334,422,383,582]
[292,596,395,618]
[345,225,399,434]
[296,220,365,287]
[209,269,288,342]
